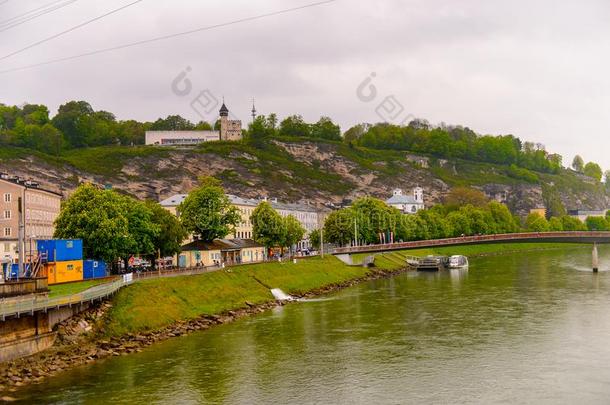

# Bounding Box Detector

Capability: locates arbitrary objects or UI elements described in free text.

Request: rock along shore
[0,266,409,398]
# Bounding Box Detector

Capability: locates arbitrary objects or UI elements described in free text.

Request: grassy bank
[104,256,374,337]
[104,243,588,337]
[48,279,109,298]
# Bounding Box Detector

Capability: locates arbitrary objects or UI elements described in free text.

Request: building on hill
[0,173,62,265]
[145,102,242,145]
[386,187,424,214]
[568,209,607,222]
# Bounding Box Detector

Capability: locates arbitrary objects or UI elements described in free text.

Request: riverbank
[0,243,589,396]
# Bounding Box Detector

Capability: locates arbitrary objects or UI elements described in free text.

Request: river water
[14,247,610,404]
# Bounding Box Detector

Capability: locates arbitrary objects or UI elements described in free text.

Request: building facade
[160,193,321,251]
[386,187,425,214]
[145,102,243,146]
[0,174,62,264]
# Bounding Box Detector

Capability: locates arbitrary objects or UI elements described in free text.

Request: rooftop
[0,173,62,197]
[386,195,421,205]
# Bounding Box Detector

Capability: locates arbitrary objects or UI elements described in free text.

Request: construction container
[83,260,107,280]
[37,239,83,262]
[43,260,84,285]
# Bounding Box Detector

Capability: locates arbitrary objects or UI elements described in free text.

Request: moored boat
[448,255,469,269]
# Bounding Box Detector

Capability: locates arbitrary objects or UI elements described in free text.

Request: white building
[145,102,242,146]
[145,131,219,146]
[386,187,424,214]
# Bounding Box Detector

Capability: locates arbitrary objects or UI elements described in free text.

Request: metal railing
[333,231,610,255]
[0,278,129,320]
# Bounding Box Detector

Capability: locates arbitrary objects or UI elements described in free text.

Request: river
[14,246,610,404]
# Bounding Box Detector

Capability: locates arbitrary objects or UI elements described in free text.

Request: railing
[333,231,610,254]
[0,277,129,320]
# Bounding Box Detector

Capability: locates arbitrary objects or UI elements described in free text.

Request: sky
[1,0,610,168]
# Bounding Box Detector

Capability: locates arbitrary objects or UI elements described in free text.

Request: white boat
[448,255,469,269]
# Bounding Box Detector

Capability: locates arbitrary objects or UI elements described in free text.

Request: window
[3,193,10,203]
[3,210,10,219]
[67,264,74,271]
[4,227,11,237]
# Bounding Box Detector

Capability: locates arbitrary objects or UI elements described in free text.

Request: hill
[0,139,607,216]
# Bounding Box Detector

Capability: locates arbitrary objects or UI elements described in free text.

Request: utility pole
[320,226,324,258]
[17,196,24,279]
[354,219,358,247]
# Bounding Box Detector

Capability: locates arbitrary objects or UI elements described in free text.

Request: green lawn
[104,256,376,337]
[48,279,110,298]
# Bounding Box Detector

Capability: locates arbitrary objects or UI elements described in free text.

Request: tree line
[316,188,597,247]
[53,177,305,270]
[2,100,605,182]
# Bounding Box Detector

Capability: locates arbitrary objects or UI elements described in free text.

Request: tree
[178,176,241,242]
[444,187,488,209]
[54,184,131,264]
[145,201,188,259]
[548,217,564,231]
[605,170,610,190]
[525,213,550,232]
[247,115,275,147]
[323,209,355,246]
[487,201,519,233]
[343,124,368,143]
[279,115,310,138]
[310,117,341,141]
[350,197,397,244]
[150,115,194,131]
[251,201,285,248]
[51,100,94,148]
[585,216,609,231]
[282,215,306,251]
[583,162,603,182]
[120,197,160,267]
[309,229,321,250]
[572,155,584,172]
[560,215,586,231]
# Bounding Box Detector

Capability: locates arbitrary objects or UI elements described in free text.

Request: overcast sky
[1,0,610,168]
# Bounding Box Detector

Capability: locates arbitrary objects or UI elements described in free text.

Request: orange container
[44,260,84,285]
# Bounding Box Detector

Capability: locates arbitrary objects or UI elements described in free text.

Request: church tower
[218,101,242,141]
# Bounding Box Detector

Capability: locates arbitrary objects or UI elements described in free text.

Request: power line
[1,0,146,61]
[0,0,79,32]
[0,0,337,75]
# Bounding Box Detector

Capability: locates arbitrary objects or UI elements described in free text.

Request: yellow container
[44,260,84,285]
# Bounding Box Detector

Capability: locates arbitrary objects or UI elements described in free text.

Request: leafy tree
[279,115,310,138]
[572,155,584,172]
[145,200,188,258]
[585,216,609,231]
[251,201,285,248]
[583,162,603,182]
[310,116,341,141]
[487,201,519,233]
[560,215,587,231]
[51,100,94,148]
[444,187,488,209]
[525,213,550,232]
[343,124,368,143]
[178,176,241,241]
[54,184,131,264]
[350,197,398,244]
[150,115,194,131]
[194,121,213,130]
[282,215,306,250]
[120,197,160,266]
[323,209,355,246]
[548,217,564,231]
[542,185,566,218]
[247,115,275,147]
[309,229,321,250]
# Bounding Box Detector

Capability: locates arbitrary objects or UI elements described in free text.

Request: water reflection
[15,245,610,404]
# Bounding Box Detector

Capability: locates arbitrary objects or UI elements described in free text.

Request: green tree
[145,201,188,259]
[178,177,241,242]
[279,115,310,138]
[119,197,160,267]
[251,201,285,248]
[560,215,586,231]
[310,116,341,141]
[282,215,306,251]
[525,213,550,232]
[487,201,519,233]
[444,187,488,209]
[247,115,275,147]
[350,197,397,244]
[585,216,609,231]
[309,229,321,250]
[583,162,603,182]
[150,115,194,131]
[54,184,131,264]
[323,209,355,246]
[51,100,94,148]
[548,217,564,231]
[572,155,584,172]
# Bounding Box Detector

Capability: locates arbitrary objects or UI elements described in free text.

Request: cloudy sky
[1,0,610,168]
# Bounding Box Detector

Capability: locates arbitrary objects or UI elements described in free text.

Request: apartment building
[0,174,62,263]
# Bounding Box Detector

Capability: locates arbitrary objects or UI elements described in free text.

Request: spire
[219,99,229,117]
[251,98,257,123]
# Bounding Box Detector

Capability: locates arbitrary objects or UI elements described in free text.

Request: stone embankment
[0,266,408,398]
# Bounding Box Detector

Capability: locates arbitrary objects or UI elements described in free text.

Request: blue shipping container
[37,239,83,262]
[83,260,107,279]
